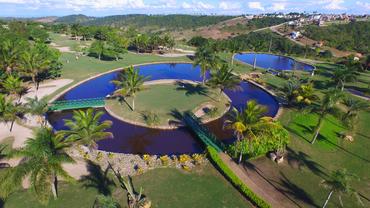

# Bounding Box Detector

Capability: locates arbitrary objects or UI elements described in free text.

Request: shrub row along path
[219,153,298,208]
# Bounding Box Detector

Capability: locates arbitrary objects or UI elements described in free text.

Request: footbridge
[48,97,105,111]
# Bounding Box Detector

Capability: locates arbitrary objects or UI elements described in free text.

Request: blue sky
[0,0,369,17]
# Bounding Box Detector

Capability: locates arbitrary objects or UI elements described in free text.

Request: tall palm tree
[332,68,357,91]
[2,75,28,102]
[112,66,149,111]
[0,127,75,204]
[24,96,49,126]
[20,46,51,90]
[193,45,219,84]
[321,169,363,208]
[0,94,23,132]
[311,89,343,144]
[57,109,113,150]
[207,64,241,98]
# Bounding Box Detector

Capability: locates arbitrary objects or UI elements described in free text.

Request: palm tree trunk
[341,81,345,91]
[311,116,324,144]
[322,190,333,208]
[132,95,135,111]
[231,54,234,66]
[51,176,58,199]
[10,120,15,132]
[238,151,243,164]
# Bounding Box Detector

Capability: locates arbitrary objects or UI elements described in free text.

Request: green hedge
[207,146,271,208]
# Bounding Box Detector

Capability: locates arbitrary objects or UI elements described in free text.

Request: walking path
[219,153,298,208]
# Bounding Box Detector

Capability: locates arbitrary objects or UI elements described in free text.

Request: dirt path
[219,153,298,208]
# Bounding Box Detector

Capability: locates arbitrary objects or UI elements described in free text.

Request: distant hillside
[55,14,96,24]
[303,21,370,53]
[54,14,236,30]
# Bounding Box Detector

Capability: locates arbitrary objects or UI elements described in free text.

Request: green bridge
[49,98,106,111]
[183,112,225,152]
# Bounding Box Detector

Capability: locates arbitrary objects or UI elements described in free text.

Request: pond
[234,53,315,71]
[47,63,280,155]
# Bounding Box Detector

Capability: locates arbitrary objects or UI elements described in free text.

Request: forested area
[55,14,236,30]
[303,21,370,53]
[0,21,61,89]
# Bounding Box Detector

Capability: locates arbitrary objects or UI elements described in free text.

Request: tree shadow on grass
[242,162,304,208]
[286,147,328,177]
[81,161,116,196]
[275,173,319,208]
[175,81,209,96]
[168,108,185,126]
[317,134,370,163]
[284,123,314,143]
[312,80,334,90]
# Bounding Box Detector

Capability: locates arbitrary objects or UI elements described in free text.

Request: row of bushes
[207,146,271,208]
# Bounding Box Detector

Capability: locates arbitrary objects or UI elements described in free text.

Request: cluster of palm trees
[224,100,290,163]
[0,109,112,204]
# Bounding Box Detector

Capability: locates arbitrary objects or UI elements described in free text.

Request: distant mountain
[54,14,237,30]
[55,14,96,24]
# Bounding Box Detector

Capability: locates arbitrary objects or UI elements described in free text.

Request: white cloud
[270,2,287,11]
[219,1,241,10]
[181,1,214,10]
[355,1,370,10]
[248,1,265,11]
[323,0,346,10]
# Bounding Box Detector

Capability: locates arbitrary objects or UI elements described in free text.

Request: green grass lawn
[249,109,370,208]
[106,83,229,126]
[4,165,251,208]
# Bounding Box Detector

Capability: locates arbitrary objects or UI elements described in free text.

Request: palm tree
[0,127,75,204]
[311,89,343,144]
[341,97,369,128]
[225,100,272,163]
[20,46,51,90]
[2,75,28,102]
[321,169,363,208]
[207,64,241,98]
[112,66,149,111]
[24,96,49,126]
[228,42,240,66]
[332,68,357,91]
[57,109,113,150]
[193,45,219,84]
[0,94,23,132]
[0,39,22,73]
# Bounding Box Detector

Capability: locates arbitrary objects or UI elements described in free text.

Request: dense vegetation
[189,31,323,58]
[303,21,370,53]
[55,14,236,30]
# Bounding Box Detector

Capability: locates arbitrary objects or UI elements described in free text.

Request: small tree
[311,89,343,144]
[332,68,357,91]
[111,66,149,111]
[2,75,28,102]
[193,45,220,84]
[24,96,49,126]
[321,169,363,208]
[207,64,241,98]
[0,127,75,204]
[57,109,113,150]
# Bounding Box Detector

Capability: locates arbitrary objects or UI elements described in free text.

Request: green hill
[55,14,236,30]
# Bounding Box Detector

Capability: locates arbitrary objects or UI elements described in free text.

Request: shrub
[207,146,270,208]
[179,154,192,164]
[96,152,103,162]
[160,155,170,166]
